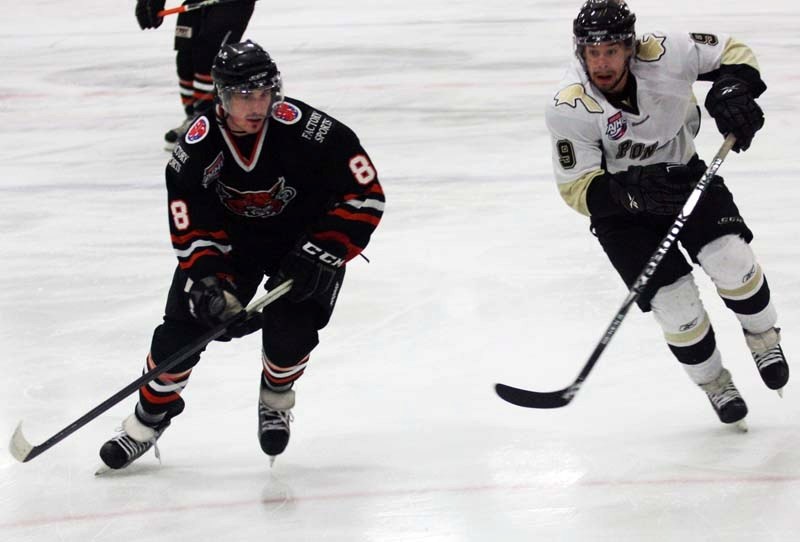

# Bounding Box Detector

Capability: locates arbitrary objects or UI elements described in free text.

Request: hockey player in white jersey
[545,0,789,429]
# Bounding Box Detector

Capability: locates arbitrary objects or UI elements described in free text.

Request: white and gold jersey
[545,32,758,215]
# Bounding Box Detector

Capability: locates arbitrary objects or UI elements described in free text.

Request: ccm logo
[302,241,344,267]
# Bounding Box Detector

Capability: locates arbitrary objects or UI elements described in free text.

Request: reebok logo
[721,84,740,95]
[679,317,699,332]
[742,265,757,284]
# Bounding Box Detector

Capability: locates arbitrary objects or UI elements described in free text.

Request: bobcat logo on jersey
[605,111,628,140]
[216,177,297,218]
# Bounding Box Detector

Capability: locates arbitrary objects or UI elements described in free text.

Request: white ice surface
[1,1,799,540]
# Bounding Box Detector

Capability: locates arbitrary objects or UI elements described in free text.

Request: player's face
[582,41,632,94]
[224,88,273,134]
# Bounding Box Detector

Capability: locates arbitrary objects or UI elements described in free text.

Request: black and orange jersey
[165,97,385,283]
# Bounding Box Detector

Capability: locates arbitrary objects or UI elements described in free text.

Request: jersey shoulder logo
[636,34,667,62]
[554,84,603,114]
[272,102,302,125]
[185,116,210,144]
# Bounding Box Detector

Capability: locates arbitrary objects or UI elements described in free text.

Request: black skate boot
[97,399,182,473]
[745,327,789,395]
[258,387,295,465]
[98,414,170,473]
[700,368,748,431]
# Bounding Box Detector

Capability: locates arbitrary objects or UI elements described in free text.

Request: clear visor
[218,78,283,110]
[574,31,635,46]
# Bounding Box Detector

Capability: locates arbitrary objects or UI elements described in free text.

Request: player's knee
[650,274,709,345]
[697,234,757,291]
[262,305,320,366]
[151,319,205,370]
[263,332,319,367]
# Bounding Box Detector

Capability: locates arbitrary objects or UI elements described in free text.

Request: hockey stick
[9,279,292,463]
[495,134,737,409]
[157,0,259,18]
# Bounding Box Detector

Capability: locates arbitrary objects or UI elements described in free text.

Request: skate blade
[733,419,749,433]
[94,463,113,476]
[269,455,277,468]
[777,388,784,398]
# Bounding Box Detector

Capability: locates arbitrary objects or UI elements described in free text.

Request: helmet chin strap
[215,103,229,123]
[606,63,630,94]
[215,104,246,136]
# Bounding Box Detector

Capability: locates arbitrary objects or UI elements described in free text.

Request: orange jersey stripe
[343,183,384,201]
[331,207,381,226]
[179,248,220,270]
[171,229,229,245]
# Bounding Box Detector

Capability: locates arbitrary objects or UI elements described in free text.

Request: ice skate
[700,368,749,431]
[745,327,789,396]
[97,413,170,474]
[258,387,295,466]
[163,116,194,151]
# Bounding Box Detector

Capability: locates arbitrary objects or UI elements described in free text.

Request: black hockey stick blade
[494,382,580,409]
[8,279,292,463]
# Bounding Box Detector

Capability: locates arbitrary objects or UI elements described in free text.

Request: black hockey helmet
[573,0,636,47]
[211,40,283,108]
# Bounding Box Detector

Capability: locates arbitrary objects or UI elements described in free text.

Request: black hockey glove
[609,163,699,216]
[188,277,256,338]
[705,77,764,152]
[266,238,345,304]
[135,0,166,30]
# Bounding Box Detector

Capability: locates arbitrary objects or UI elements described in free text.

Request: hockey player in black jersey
[135,0,258,150]
[545,0,788,429]
[99,40,385,470]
